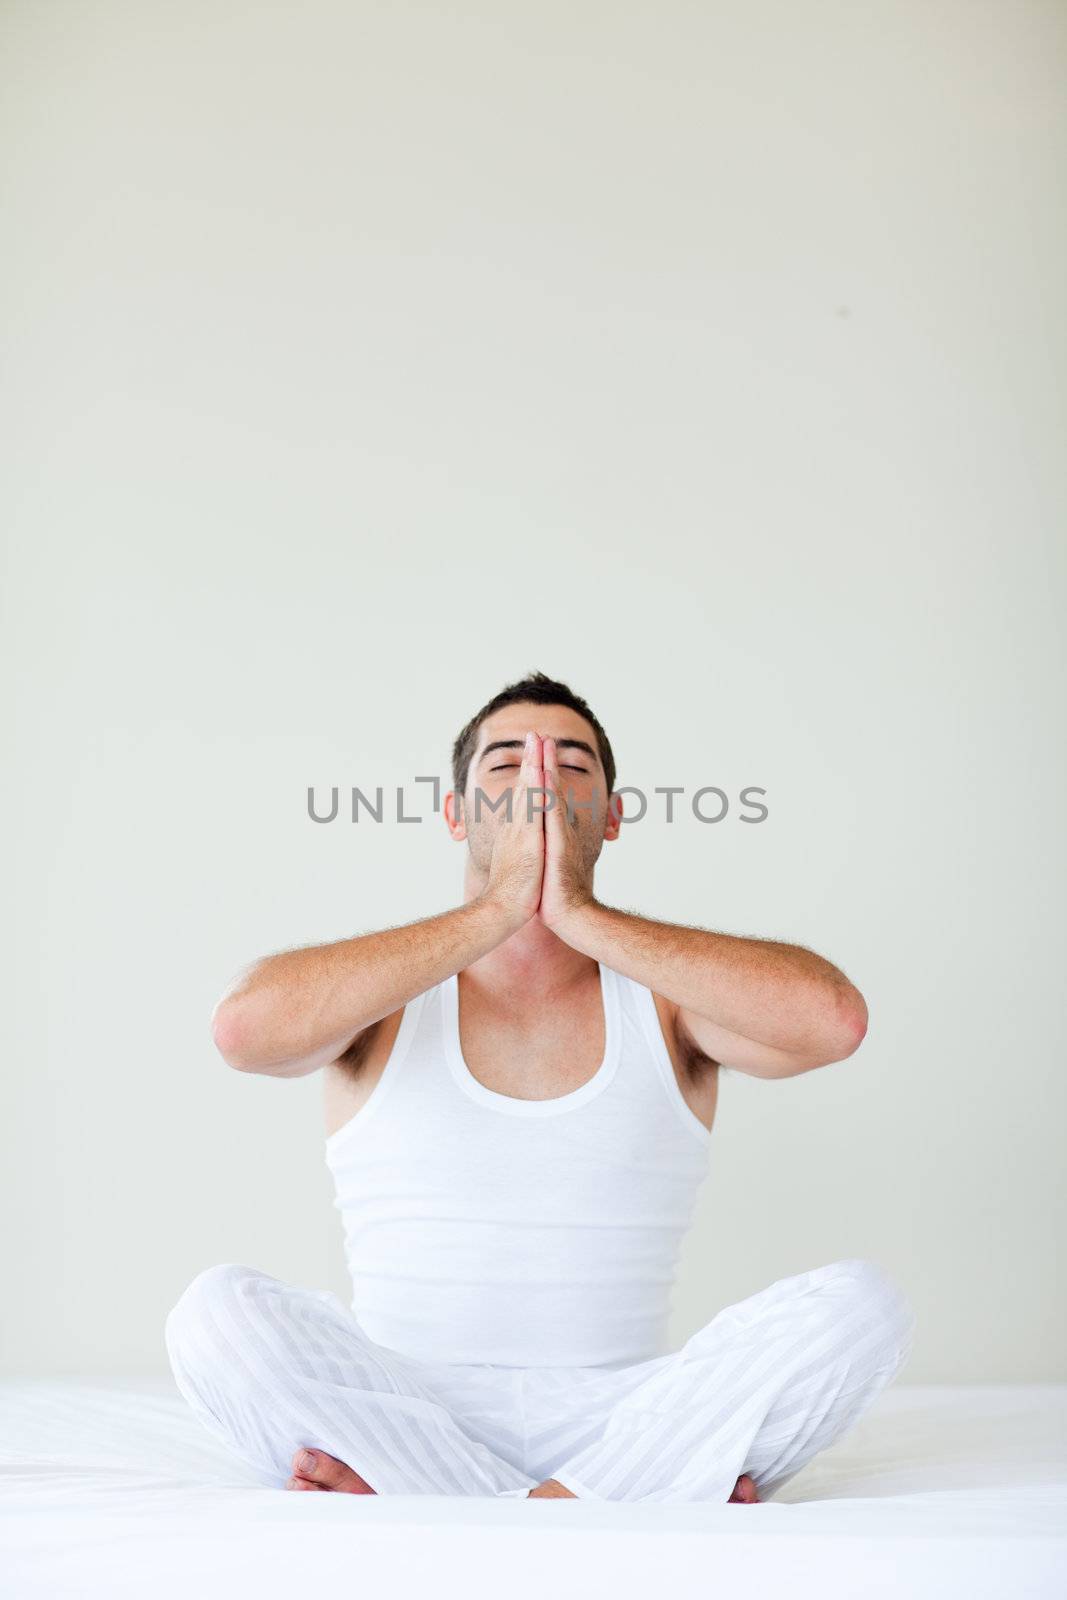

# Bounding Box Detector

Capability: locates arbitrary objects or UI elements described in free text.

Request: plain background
[2,1,1064,1382]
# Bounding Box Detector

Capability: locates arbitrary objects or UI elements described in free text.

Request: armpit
[671,1005,722,1079]
[332,1020,381,1077]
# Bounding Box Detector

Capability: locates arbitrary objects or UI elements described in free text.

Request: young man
[166,671,914,1503]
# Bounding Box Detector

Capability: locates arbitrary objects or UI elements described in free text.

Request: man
[166,671,915,1503]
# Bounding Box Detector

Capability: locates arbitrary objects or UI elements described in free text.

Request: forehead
[474,701,600,755]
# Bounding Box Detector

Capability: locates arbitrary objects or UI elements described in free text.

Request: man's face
[458,701,613,878]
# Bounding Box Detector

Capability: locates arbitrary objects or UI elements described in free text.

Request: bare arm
[538,735,867,1079]
[211,896,524,1077]
[551,900,866,1078]
[212,731,548,1077]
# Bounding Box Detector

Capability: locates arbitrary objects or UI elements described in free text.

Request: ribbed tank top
[324,962,712,1369]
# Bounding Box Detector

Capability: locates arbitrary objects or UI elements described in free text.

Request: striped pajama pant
[164,1257,916,1503]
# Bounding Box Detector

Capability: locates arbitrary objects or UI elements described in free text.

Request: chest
[456,985,607,1099]
[323,980,718,1137]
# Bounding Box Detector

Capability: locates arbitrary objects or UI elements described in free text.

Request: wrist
[474,890,534,940]
[545,893,601,946]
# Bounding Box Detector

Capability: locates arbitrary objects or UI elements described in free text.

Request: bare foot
[286,1448,376,1494]
[528,1473,758,1502]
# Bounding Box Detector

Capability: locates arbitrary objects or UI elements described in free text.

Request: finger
[523,730,543,784]
[520,731,546,824]
[542,738,567,828]
[518,730,539,794]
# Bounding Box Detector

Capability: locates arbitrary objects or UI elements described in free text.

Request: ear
[603,789,623,842]
[444,789,467,840]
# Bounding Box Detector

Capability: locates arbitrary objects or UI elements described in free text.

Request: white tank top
[324,962,712,1369]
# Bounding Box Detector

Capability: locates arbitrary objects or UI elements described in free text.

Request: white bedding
[1,1380,1064,1598]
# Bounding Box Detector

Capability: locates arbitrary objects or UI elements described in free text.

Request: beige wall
[2,1,1064,1380]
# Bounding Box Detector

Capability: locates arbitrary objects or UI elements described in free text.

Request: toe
[729,1473,759,1503]
[294,1448,374,1493]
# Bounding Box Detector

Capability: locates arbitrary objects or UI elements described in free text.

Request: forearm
[556,900,866,1058]
[211,894,521,1075]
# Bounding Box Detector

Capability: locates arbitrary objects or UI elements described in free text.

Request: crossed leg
[541,1258,916,1502]
[166,1258,913,1505]
[164,1263,538,1496]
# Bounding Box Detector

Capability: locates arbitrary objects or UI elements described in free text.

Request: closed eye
[490,763,588,773]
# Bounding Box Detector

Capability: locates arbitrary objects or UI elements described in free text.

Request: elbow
[211,995,260,1072]
[780,982,868,1075]
[824,982,868,1063]
[795,984,868,1071]
[210,988,310,1077]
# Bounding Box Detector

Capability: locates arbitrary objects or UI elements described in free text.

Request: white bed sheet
[2,1379,1064,1599]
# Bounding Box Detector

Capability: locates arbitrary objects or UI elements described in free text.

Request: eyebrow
[478,738,598,764]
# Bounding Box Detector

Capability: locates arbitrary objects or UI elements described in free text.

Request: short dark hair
[451,670,617,802]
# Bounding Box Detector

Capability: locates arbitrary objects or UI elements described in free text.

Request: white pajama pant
[164,1257,916,1504]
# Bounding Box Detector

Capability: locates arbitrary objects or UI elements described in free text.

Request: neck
[460,870,597,998]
